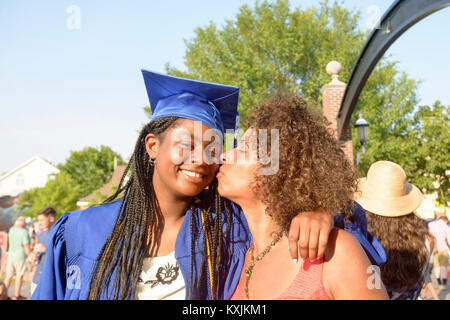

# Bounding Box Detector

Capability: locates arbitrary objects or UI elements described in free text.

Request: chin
[217,181,232,199]
[176,183,206,197]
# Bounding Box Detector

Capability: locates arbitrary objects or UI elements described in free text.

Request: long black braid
[188,180,231,300]
[87,116,232,300]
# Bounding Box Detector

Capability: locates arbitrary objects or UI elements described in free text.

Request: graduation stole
[199,207,215,299]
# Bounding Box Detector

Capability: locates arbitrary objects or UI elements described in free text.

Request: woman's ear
[145,133,159,160]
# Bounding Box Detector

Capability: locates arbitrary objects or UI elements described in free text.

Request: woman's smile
[179,166,209,184]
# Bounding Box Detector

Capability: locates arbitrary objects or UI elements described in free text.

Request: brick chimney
[320,61,354,166]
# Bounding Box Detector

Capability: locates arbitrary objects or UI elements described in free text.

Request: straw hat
[354,161,423,217]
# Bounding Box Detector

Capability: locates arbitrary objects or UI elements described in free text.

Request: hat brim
[354,178,423,217]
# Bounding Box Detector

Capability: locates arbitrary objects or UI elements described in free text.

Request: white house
[0,156,60,197]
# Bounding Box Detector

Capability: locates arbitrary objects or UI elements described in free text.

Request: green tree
[166,0,366,120]
[58,145,125,198]
[18,145,125,218]
[352,64,421,174]
[411,102,449,205]
[18,172,80,218]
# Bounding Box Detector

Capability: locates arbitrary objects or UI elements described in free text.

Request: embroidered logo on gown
[138,262,180,288]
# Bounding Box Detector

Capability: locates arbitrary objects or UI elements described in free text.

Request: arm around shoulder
[322,228,388,300]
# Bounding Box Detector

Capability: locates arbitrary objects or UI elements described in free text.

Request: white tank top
[135,251,186,300]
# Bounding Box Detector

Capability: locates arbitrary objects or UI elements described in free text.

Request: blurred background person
[33,222,42,236]
[29,207,56,296]
[0,232,3,277]
[420,232,440,300]
[26,220,37,275]
[428,214,450,287]
[0,282,8,300]
[0,234,6,300]
[4,216,31,300]
[27,221,35,242]
[354,160,431,300]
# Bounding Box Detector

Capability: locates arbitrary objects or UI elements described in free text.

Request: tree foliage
[18,145,124,218]
[18,172,80,218]
[411,102,449,204]
[166,0,366,119]
[57,145,125,198]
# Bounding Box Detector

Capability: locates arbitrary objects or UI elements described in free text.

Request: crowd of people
[0,207,55,300]
[0,72,449,300]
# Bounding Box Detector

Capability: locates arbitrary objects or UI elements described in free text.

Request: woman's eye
[178,142,192,148]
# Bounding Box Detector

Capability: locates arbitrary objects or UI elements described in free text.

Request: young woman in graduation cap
[31,71,383,300]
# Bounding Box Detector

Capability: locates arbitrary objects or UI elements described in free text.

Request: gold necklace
[243,231,283,299]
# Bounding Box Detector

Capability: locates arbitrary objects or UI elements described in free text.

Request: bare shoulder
[322,228,388,300]
[324,228,369,264]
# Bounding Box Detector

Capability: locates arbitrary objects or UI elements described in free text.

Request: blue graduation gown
[31,199,251,300]
[31,199,384,300]
[334,202,386,266]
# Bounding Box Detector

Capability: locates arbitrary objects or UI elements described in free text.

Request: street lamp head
[355,113,369,146]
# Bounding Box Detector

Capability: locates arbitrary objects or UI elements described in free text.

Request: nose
[187,148,217,167]
[188,147,203,164]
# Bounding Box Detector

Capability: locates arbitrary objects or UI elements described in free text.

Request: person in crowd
[0,231,7,299]
[354,160,434,300]
[29,207,56,296]
[419,231,440,300]
[0,232,4,275]
[32,71,337,300]
[428,214,450,286]
[4,216,31,300]
[218,93,388,300]
[0,282,8,300]
[26,221,37,275]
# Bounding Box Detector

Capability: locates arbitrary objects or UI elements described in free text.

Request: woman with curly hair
[354,160,433,300]
[217,93,388,299]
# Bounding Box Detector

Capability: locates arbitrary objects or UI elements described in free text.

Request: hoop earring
[149,158,155,166]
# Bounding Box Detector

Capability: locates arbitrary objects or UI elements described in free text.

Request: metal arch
[337,0,450,140]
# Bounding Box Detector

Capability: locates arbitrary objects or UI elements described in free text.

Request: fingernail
[293,259,298,264]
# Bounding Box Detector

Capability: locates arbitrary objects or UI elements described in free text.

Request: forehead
[167,118,223,142]
[173,118,213,132]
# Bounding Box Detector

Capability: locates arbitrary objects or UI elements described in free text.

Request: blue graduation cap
[142,70,240,135]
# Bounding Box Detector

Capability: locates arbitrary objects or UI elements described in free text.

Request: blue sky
[1,0,449,174]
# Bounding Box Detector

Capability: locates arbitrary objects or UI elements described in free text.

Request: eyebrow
[176,133,222,147]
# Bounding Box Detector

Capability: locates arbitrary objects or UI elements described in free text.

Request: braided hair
[87,116,231,300]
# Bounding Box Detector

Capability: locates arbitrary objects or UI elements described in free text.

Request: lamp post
[354,113,369,166]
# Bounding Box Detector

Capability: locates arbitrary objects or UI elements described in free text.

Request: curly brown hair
[365,211,429,291]
[246,93,358,232]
